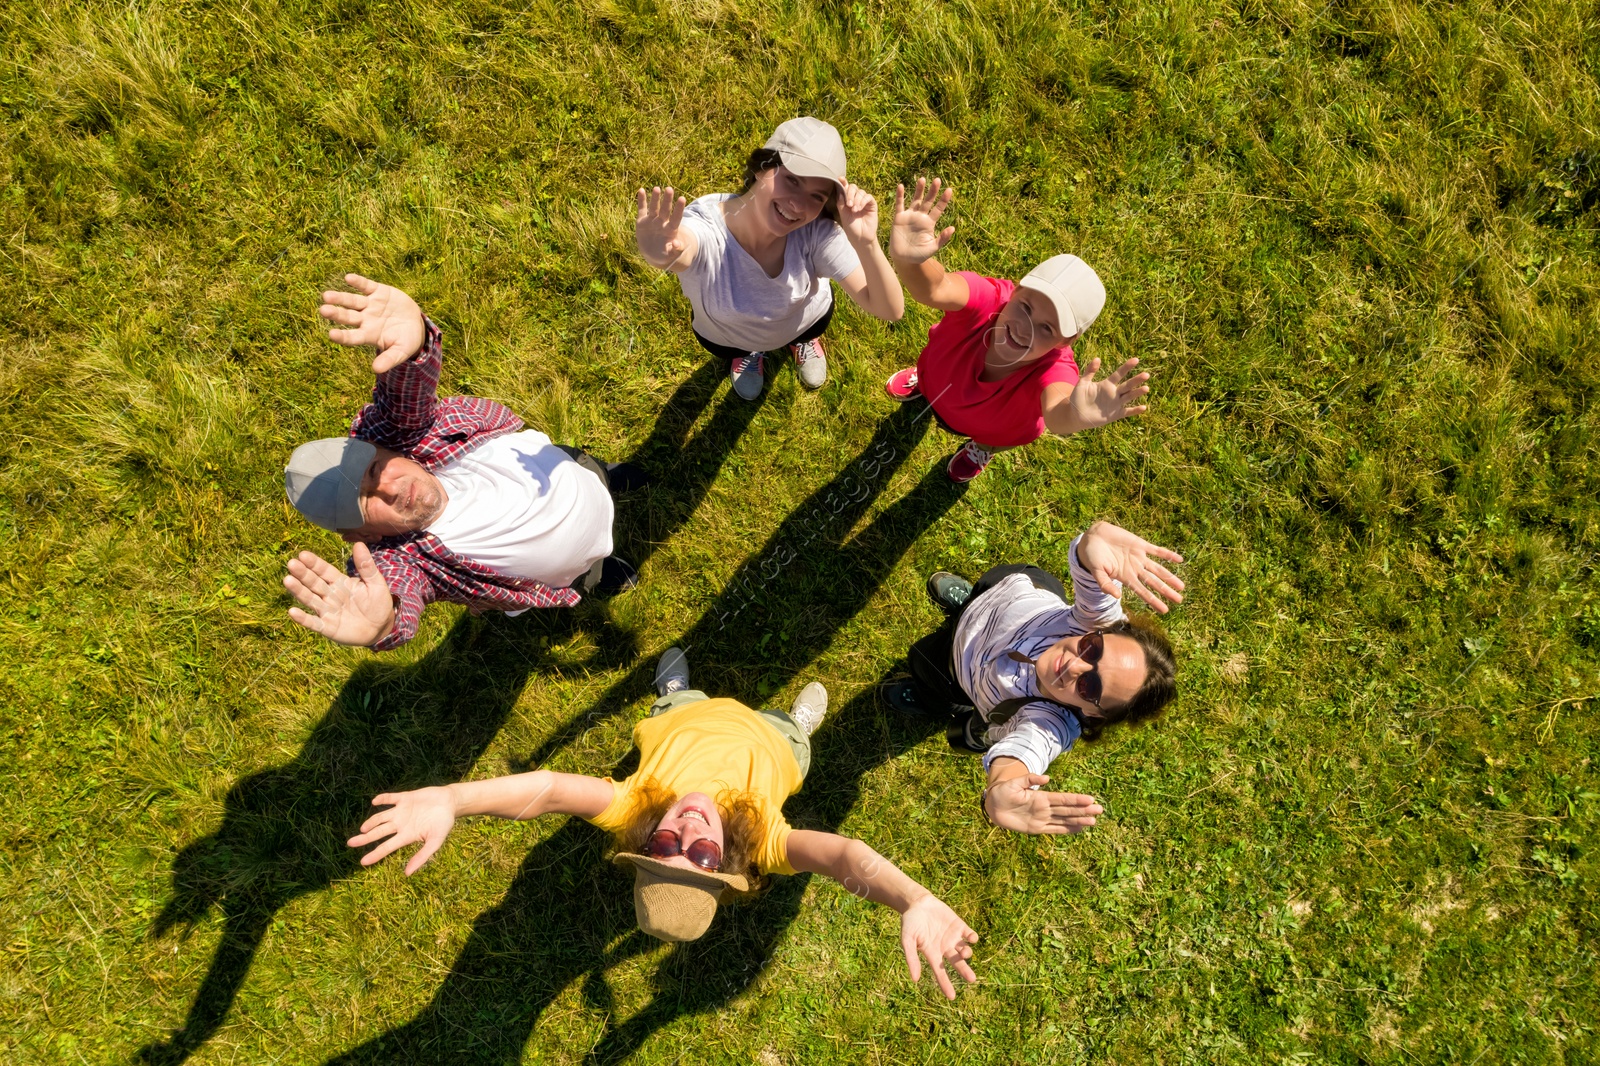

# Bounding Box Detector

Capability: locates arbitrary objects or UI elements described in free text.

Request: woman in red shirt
[884,178,1153,482]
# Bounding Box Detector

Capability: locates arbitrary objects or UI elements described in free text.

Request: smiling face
[988,288,1075,367]
[648,792,726,873]
[1035,631,1148,716]
[746,165,836,237]
[339,445,448,541]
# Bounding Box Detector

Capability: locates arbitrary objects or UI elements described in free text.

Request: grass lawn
[4,0,1599,1061]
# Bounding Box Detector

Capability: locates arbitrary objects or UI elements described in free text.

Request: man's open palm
[284,543,396,646]
[1078,521,1185,613]
[319,274,425,373]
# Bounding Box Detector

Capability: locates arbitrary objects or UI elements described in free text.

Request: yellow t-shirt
[589,698,803,875]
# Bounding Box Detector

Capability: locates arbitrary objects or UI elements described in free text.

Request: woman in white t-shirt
[634,117,904,400]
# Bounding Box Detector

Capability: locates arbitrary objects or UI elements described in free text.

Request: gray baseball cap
[285,437,375,531]
[763,117,848,188]
[1018,254,1106,339]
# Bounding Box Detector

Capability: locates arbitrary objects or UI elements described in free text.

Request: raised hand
[1078,520,1186,612]
[984,774,1104,835]
[1064,356,1151,431]
[347,786,459,875]
[836,182,881,245]
[319,274,426,374]
[635,186,689,268]
[284,543,397,646]
[899,894,980,999]
[890,177,956,263]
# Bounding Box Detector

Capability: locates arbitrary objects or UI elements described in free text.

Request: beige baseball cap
[613,853,751,942]
[285,437,374,531]
[1018,254,1106,339]
[763,117,848,188]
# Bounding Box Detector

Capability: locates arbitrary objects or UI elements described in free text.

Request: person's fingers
[1105,356,1140,384]
[1143,570,1185,604]
[345,273,379,294]
[1128,574,1169,613]
[327,328,365,348]
[937,225,955,248]
[1081,356,1102,379]
[320,306,363,328]
[951,958,978,985]
[403,835,445,876]
[670,194,686,228]
[286,606,324,633]
[1120,404,1150,419]
[1147,544,1186,565]
[347,819,394,847]
[1091,565,1121,598]
[902,933,923,985]
[358,832,412,867]
[1118,371,1151,395]
[1026,773,1051,788]
[350,542,383,586]
[929,177,942,203]
[285,561,331,602]
[927,945,958,999]
[894,183,906,214]
[913,176,927,206]
[322,290,367,311]
[283,576,325,612]
[298,550,347,589]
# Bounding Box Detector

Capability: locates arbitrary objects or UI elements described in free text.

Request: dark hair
[740,148,839,222]
[610,778,770,899]
[1078,614,1177,742]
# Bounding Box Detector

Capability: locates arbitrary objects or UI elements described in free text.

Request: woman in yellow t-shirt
[349,649,981,998]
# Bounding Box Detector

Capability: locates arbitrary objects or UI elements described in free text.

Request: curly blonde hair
[609,778,771,899]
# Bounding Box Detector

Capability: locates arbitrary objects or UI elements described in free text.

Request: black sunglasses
[1010,630,1106,708]
[644,828,723,872]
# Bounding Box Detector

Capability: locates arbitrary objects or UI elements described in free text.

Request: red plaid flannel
[348,317,582,650]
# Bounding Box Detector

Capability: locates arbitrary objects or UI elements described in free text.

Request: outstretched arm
[1075,520,1185,614]
[348,770,614,875]
[983,756,1104,835]
[1041,357,1152,437]
[284,543,397,647]
[635,187,700,273]
[786,830,979,999]
[833,183,905,322]
[889,178,969,311]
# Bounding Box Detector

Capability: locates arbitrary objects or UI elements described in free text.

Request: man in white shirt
[882,521,1186,835]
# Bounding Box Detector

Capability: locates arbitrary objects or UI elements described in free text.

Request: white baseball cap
[763,117,848,188]
[285,437,375,531]
[1018,254,1106,338]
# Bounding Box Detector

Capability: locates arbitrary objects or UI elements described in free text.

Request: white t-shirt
[676,193,862,351]
[425,430,613,588]
[952,536,1126,775]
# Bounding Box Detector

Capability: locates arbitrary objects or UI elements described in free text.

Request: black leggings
[907,565,1067,713]
[692,296,836,360]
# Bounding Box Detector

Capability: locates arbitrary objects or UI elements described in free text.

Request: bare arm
[348,770,614,875]
[833,183,905,321]
[786,829,979,999]
[635,186,700,273]
[1040,356,1151,437]
[889,178,969,311]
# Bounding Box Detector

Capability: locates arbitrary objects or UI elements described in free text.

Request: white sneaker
[790,682,828,737]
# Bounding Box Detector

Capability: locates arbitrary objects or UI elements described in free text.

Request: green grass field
[4,0,1599,1061]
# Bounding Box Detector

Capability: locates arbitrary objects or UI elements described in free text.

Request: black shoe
[946,710,992,755]
[880,680,957,719]
[604,461,651,494]
[593,555,640,596]
[926,571,974,614]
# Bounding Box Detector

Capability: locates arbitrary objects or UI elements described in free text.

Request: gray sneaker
[790,681,828,737]
[789,337,827,390]
[730,352,766,400]
[654,647,690,697]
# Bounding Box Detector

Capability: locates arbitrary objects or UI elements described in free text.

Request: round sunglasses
[644,828,723,872]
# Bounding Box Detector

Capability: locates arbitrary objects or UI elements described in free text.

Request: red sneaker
[946,440,997,483]
[884,366,920,401]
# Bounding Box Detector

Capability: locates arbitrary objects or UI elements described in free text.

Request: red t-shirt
[915,273,1080,448]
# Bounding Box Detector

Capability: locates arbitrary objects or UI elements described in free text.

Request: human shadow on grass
[138,362,755,1066]
[325,402,964,1063]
